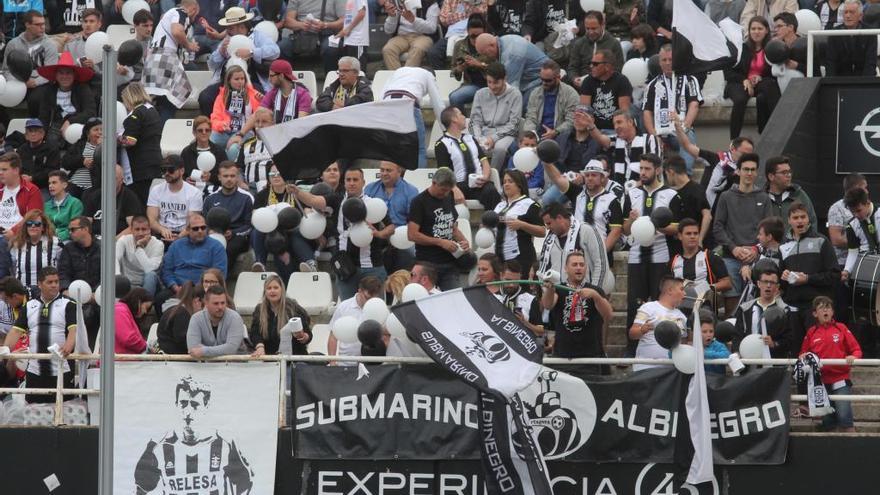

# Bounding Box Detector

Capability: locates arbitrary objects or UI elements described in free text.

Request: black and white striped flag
[672,0,743,74]
[258,99,419,180]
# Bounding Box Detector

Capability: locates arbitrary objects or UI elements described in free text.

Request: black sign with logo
[836,88,880,173]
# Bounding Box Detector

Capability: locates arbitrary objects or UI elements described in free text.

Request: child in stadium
[700,310,730,375]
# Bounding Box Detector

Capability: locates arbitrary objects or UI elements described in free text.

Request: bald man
[475,33,548,111]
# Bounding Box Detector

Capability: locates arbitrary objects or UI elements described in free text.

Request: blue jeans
[822,384,854,429]
[140,271,159,297]
[661,128,697,175]
[337,266,388,300]
[449,84,480,111]
[722,257,744,297]
[210,131,240,160]
[415,107,427,169]
[541,184,569,206]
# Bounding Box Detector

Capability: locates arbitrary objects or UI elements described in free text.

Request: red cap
[269,59,296,82]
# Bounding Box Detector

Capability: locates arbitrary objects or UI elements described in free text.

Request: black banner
[293,365,790,465]
[836,88,880,173]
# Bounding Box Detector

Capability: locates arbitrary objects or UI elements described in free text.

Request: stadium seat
[184,70,213,110]
[150,177,165,191]
[371,69,394,100]
[308,323,331,354]
[362,168,381,187]
[233,271,278,315]
[402,168,435,192]
[434,70,458,107]
[702,70,725,106]
[160,119,194,157]
[457,218,472,245]
[5,118,27,136]
[287,272,335,316]
[293,71,318,108]
[446,34,465,58]
[465,169,501,211]
[107,24,136,49]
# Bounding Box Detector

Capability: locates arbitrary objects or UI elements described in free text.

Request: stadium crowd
[0,0,877,430]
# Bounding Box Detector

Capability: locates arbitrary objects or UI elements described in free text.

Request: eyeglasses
[741,167,758,174]
[773,170,792,176]
[590,61,608,66]
[190,225,207,231]
[196,128,211,134]
[25,221,43,227]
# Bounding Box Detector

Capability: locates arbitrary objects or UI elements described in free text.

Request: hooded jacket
[469,83,522,142]
[767,183,817,225]
[713,184,772,257]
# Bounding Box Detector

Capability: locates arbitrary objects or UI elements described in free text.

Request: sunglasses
[190,225,207,231]
[25,221,43,227]
[590,61,608,66]
[268,171,281,177]
[161,167,177,174]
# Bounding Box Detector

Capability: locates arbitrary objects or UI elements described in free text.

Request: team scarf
[793,352,834,417]
[273,87,298,124]
[538,217,581,274]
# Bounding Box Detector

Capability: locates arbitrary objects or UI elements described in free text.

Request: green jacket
[45,194,84,241]
[523,82,580,136]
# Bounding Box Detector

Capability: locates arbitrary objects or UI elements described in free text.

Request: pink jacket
[211,85,263,133]
[114,301,146,354]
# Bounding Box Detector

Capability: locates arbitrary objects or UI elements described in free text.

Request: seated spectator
[1,11,58,90]
[505,131,544,197]
[475,33,549,106]
[280,0,344,73]
[569,11,625,87]
[629,276,688,371]
[199,268,235,310]
[180,115,223,197]
[626,23,658,61]
[474,252,502,296]
[427,0,486,70]
[578,49,632,134]
[204,161,254,269]
[445,14,490,110]
[699,310,731,375]
[258,59,313,124]
[773,12,807,75]
[380,0,440,70]
[250,274,313,356]
[236,108,275,192]
[385,269,411,304]
[115,215,164,296]
[493,169,545,277]
[82,164,145,238]
[10,210,62,290]
[187,285,246,357]
[410,261,441,295]
[119,82,164,205]
[44,171,82,242]
[161,213,228,298]
[210,66,263,156]
[147,155,204,243]
[57,216,100,345]
[742,0,797,34]
[63,8,104,90]
[723,16,780,139]
[470,62,522,172]
[523,60,578,143]
[28,51,96,146]
[0,152,44,236]
[434,106,501,210]
[327,275,384,363]
[816,0,844,30]
[826,0,878,76]
[157,282,203,354]
[315,56,374,112]
[251,164,315,275]
[593,110,659,184]
[603,0,644,53]
[17,119,61,190]
[61,117,102,195]
[114,288,153,354]
[46,0,102,47]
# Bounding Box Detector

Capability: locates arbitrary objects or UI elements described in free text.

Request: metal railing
[806,28,880,78]
[2,353,879,427]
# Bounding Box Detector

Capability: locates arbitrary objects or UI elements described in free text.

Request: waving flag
[672,0,743,74]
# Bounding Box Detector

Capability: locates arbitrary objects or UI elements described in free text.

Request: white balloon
[0,75,7,95]
[364,197,388,224]
[299,211,327,240]
[0,79,26,107]
[225,56,248,74]
[94,285,102,306]
[401,283,429,302]
[631,216,656,247]
[209,232,227,248]
[362,297,390,324]
[272,202,292,212]
[116,101,127,132]
[739,334,767,360]
[122,0,150,24]
[332,315,360,344]
[227,35,254,57]
[390,225,414,250]
[349,221,373,248]
[455,203,470,220]
[84,31,109,63]
[386,313,409,341]
[579,0,604,12]
[795,9,821,35]
[253,20,279,41]
[251,207,279,233]
[68,280,93,304]
[197,152,216,172]
[64,123,84,144]
[512,147,539,173]
[672,344,696,374]
[474,227,495,249]
[621,58,649,88]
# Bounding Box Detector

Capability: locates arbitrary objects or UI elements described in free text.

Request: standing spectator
[816,0,844,30]
[498,261,543,337]
[380,0,439,69]
[115,215,164,296]
[119,82,164,205]
[738,216,785,301]
[629,276,687,371]
[541,251,613,358]
[523,60,579,142]
[114,288,153,354]
[569,11,625,86]
[161,213,227,298]
[28,51,96,146]
[428,0,487,69]
[538,202,611,293]
[57,216,100,344]
[210,66,263,155]
[669,218,732,294]
[765,156,817,235]
[381,66,444,169]
[541,106,602,204]
[578,50,632,133]
[81,165,145,238]
[741,0,798,34]
[723,16,780,139]
[250,274,313,356]
[592,110,659,184]
[157,282,203,354]
[2,11,58,90]
[364,161,419,228]
[493,170,545,278]
[187,285,246,357]
[827,173,866,268]
[337,0,369,67]
[327,275,384,362]
[713,152,770,315]
[469,62,522,172]
[826,0,878,76]
[204,161,254,270]
[180,116,224,197]
[734,262,795,358]
[487,0,527,35]
[642,44,703,174]
[17,119,60,189]
[0,152,43,236]
[664,156,711,246]
[147,155,204,243]
[446,14,490,110]
[61,117,102,195]
[44,170,83,242]
[9,210,62,290]
[434,106,501,210]
[475,33,549,105]
[407,168,471,290]
[280,0,345,71]
[315,56,373,112]
[143,0,201,121]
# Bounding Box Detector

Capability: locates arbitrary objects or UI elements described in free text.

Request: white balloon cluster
[251,207,279,233]
[331,297,399,344]
[299,211,327,240]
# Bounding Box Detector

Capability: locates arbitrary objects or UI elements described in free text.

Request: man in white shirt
[628,276,688,371]
[328,276,384,364]
[147,155,203,243]
[116,215,164,296]
[382,66,445,169]
[380,0,440,69]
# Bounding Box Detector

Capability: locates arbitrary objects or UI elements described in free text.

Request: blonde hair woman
[119,82,164,204]
[250,274,312,356]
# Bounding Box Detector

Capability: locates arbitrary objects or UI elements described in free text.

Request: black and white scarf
[793,352,834,417]
[538,217,580,274]
[273,88,297,124]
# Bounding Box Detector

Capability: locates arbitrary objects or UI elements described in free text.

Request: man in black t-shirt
[578,49,633,132]
[82,164,146,238]
[541,251,612,358]
[664,156,711,251]
[407,167,472,291]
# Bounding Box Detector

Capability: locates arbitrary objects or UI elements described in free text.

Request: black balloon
[115,274,132,299]
[454,250,477,272]
[790,37,808,65]
[118,39,144,67]
[647,54,661,79]
[357,319,384,346]
[714,320,737,344]
[277,207,302,231]
[308,182,333,197]
[342,197,367,223]
[536,139,561,163]
[654,320,682,350]
[206,207,231,232]
[763,306,786,333]
[481,210,500,228]
[265,231,287,255]
[764,39,789,65]
[649,206,673,229]
[6,50,33,82]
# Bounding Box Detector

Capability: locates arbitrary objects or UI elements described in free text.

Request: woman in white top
[10,210,62,290]
[493,169,545,279]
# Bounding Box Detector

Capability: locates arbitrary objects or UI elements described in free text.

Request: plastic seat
[233,272,278,315]
[362,168,381,187]
[402,168,435,192]
[287,272,335,316]
[184,70,213,110]
[160,119,195,157]
[308,323,331,354]
[5,118,27,136]
[107,24,136,49]
[293,70,318,109]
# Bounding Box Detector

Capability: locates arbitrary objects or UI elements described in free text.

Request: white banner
[113,362,281,495]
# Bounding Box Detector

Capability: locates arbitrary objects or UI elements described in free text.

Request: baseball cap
[582,159,607,175]
[24,118,44,129]
[269,59,296,82]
